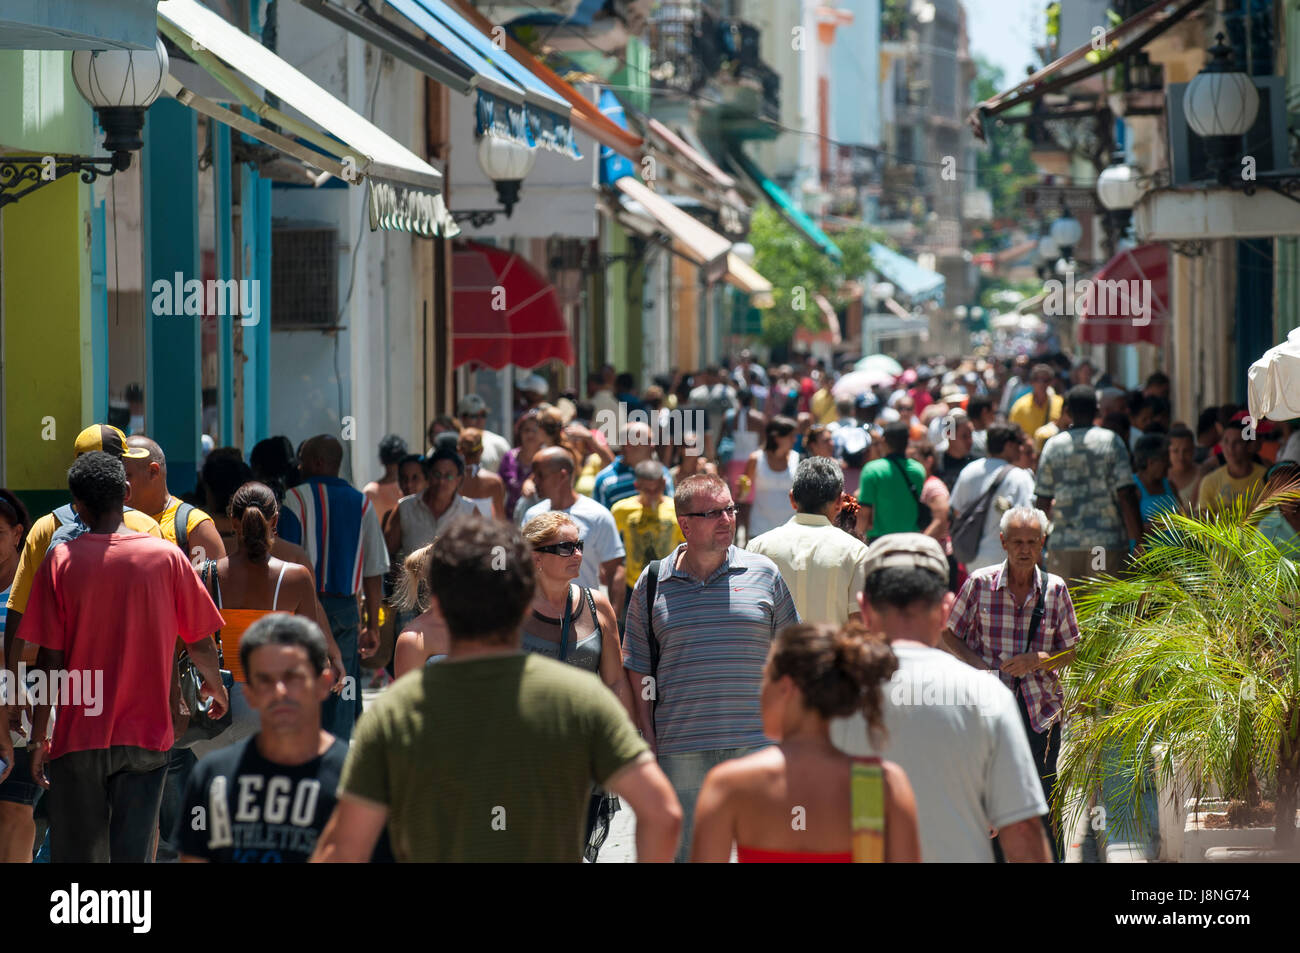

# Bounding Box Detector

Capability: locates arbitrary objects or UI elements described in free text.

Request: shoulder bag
[888,456,932,532]
[172,559,234,748]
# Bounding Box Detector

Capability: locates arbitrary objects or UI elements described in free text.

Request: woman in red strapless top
[691,622,921,863]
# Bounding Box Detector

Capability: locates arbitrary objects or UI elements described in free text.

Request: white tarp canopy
[1248,327,1300,421]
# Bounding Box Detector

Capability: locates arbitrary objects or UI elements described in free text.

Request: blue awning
[0,0,159,50]
[726,146,842,263]
[868,243,946,306]
[383,0,579,156]
[598,89,637,184]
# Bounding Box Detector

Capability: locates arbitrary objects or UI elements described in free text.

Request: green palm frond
[1054,478,1300,843]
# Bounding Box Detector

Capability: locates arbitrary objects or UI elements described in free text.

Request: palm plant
[1054,478,1300,852]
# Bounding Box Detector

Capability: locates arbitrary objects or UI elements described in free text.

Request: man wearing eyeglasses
[622,473,798,862]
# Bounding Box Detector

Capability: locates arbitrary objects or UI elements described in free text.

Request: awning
[613,177,731,279]
[725,254,774,309]
[1077,243,1169,346]
[646,118,737,190]
[1,0,160,50]
[442,0,643,161]
[726,145,843,263]
[158,0,457,236]
[380,0,577,155]
[969,0,1206,140]
[869,243,945,306]
[452,240,574,369]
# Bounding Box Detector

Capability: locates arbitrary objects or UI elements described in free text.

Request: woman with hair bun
[691,623,920,862]
[196,483,346,755]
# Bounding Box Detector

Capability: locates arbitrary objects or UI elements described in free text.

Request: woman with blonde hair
[522,510,633,861]
[692,622,920,863]
[391,541,451,677]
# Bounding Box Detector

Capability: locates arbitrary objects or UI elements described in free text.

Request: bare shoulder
[707,746,784,790]
[272,536,312,567]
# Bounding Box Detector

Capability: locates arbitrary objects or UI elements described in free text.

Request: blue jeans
[657,744,771,863]
[320,595,362,741]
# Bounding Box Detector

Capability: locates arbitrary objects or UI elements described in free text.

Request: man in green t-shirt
[310,516,682,863]
[858,422,928,539]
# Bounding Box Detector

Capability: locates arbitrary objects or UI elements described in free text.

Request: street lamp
[1096,150,1142,256]
[1,37,168,207]
[1182,31,1259,184]
[452,135,537,226]
[1036,233,1059,281]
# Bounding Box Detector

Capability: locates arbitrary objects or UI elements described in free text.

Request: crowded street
[0,3,1296,918]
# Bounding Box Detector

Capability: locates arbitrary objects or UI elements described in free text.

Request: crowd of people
[0,347,1295,864]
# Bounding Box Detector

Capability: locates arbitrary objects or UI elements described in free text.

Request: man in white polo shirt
[829,533,1050,863]
[524,447,625,597]
[745,457,868,625]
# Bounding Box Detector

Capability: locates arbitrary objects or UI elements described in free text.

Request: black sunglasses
[535,540,584,556]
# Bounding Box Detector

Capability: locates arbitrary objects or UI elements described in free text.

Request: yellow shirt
[1009,391,1062,438]
[1196,463,1267,511]
[153,498,215,559]
[575,453,602,498]
[610,496,684,588]
[1033,422,1059,453]
[812,387,838,425]
[6,507,161,613]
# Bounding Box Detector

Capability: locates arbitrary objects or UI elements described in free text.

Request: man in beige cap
[828,532,1051,863]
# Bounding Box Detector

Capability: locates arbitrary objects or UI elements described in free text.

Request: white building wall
[270,1,426,485]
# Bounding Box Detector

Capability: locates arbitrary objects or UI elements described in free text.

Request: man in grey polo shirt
[623,472,799,862]
[829,533,1051,862]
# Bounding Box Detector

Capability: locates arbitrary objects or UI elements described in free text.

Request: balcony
[647,2,779,133]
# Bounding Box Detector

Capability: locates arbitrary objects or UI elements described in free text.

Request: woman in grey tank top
[522,511,633,861]
[520,513,631,712]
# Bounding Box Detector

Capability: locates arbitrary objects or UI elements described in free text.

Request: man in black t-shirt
[175,615,356,863]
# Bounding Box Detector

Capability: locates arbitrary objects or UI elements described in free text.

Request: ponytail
[228,481,278,564]
[394,542,435,614]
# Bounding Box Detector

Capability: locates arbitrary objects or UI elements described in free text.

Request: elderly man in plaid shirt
[941,505,1079,860]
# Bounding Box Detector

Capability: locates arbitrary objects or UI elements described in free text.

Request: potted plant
[1053,482,1300,860]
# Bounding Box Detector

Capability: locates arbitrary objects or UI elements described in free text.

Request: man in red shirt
[23,451,227,862]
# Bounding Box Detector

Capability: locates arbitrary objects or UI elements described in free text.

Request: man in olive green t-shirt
[311,517,682,863]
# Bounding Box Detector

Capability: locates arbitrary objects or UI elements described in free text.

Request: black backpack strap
[645,560,661,730]
[174,501,194,558]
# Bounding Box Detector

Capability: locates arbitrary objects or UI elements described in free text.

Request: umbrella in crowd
[855,353,904,377]
[832,369,896,401]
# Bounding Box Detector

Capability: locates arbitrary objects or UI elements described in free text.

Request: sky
[963,0,1044,86]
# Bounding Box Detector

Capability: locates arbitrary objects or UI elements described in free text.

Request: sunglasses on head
[535,539,584,556]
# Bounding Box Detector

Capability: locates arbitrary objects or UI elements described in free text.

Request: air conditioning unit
[1167,77,1292,187]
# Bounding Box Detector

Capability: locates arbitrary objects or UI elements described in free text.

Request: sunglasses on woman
[534,540,584,556]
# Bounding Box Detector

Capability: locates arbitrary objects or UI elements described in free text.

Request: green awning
[726,145,842,263]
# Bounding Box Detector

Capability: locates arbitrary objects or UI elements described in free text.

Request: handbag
[888,455,932,532]
[173,560,233,748]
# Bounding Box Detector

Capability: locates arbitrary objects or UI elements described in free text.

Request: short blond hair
[522,511,577,547]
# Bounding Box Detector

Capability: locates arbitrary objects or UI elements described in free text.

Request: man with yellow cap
[1,426,164,790]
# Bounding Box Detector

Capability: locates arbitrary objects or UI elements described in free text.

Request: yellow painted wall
[2,173,91,489]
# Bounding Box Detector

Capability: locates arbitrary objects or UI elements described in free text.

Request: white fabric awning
[725,253,774,308]
[158,0,456,236]
[613,176,730,278]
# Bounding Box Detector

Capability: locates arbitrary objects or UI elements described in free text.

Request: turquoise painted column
[213,119,235,445]
[239,163,271,454]
[142,98,201,494]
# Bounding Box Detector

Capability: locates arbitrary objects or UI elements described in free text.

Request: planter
[1204,846,1299,863]
[1182,799,1297,863]
[1152,744,1221,863]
